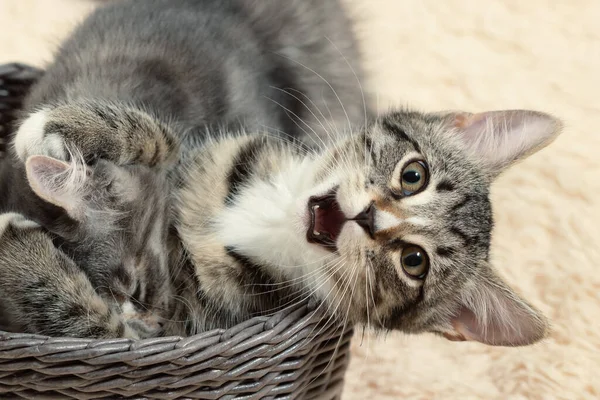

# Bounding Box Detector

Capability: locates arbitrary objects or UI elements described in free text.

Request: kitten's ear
[445,267,549,346]
[445,110,563,177]
[25,155,87,221]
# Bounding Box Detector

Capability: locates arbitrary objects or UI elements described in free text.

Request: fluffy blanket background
[1,1,598,399]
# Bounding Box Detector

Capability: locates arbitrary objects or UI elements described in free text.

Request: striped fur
[171,108,561,346]
[0,156,172,338]
[1,0,563,347]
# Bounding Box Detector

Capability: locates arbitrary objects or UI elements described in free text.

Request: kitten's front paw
[14,109,69,162]
[125,318,163,339]
[121,301,163,339]
[14,104,177,166]
[122,324,142,340]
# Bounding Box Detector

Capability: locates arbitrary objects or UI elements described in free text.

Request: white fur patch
[120,300,136,316]
[214,158,336,293]
[14,110,49,160]
[122,324,141,340]
[14,110,67,161]
[0,213,39,235]
[375,209,403,231]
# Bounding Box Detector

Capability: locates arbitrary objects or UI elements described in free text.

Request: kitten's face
[26,157,172,338]
[301,110,561,346]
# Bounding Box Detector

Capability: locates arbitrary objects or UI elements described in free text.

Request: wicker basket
[0,63,352,399]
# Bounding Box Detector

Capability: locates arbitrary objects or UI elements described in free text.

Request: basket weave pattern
[0,63,352,399]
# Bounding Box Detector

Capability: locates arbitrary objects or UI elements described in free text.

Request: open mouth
[307,189,346,251]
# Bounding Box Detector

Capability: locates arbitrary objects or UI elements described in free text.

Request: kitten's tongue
[307,190,346,250]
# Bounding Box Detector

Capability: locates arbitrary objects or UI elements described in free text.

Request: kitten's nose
[351,202,375,239]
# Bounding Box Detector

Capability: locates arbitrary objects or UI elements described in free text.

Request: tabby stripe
[381,120,421,153]
[91,105,118,130]
[385,238,411,252]
[436,246,456,258]
[450,226,473,245]
[225,138,264,205]
[436,180,455,192]
[384,290,424,330]
[450,195,472,213]
[224,246,278,288]
[363,133,377,166]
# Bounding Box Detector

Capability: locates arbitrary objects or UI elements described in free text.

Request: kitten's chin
[335,222,367,254]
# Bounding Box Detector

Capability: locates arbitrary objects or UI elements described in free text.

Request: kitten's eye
[401,245,429,279]
[400,160,429,196]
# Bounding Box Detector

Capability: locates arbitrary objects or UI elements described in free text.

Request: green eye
[400,160,429,195]
[401,245,429,279]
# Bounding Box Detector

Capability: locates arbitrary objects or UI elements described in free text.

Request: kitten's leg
[13,102,178,166]
[0,213,138,339]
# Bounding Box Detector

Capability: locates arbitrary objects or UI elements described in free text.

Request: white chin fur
[213,160,339,291]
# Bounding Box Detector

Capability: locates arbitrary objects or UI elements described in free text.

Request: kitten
[9,0,562,346]
[14,107,562,345]
[166,109,562,345]
[0,153,173,338]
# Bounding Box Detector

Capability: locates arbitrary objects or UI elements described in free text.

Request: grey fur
[3,0,561,347]
[4,0,370,338]
[0,158,172,338]
[22,0,371,150]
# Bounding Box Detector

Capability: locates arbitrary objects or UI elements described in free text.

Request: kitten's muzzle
[349,201,375,239]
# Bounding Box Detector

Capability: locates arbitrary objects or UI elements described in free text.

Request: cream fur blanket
[1,1,597,399]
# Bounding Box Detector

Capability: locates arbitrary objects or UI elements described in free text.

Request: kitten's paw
[121,301,163,339]
[125,318,163,339]
[14,109,69,162]
[0,212,39,236]
[122,324,142,340]
[14,105,178,166]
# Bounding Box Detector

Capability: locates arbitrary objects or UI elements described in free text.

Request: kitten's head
[24,154,172,338]
[304,109,562,346]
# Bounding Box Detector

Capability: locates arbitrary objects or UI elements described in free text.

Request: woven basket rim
[0,300,333,343]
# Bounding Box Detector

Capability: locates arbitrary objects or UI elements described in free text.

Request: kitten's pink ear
[445,268,548,346]
[446,110,562,177]
[25,155,87,221]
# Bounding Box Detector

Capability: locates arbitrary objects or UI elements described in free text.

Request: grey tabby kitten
[11,0,562,346]
[167,109,562,345]
[14,107,562,345]
[0,152,172,338]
